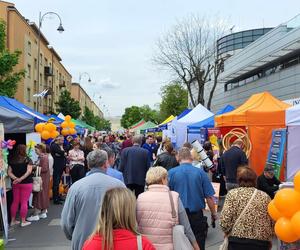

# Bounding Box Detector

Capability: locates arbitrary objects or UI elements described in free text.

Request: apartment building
[0,1,72,114]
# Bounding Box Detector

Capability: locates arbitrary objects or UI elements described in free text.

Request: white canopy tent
[174,104,213,148]
[286,104,300,180]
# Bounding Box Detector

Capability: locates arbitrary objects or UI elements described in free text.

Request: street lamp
[79,72,92,83]
[36,11,64,112]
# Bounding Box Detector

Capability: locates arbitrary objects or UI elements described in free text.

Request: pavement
[5,201,278,250]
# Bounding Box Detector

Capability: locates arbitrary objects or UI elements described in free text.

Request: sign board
[26,133,41,164]
[284,97,300,106]
[207,128,221,149]
[266,129,286,178]
[205,182,220,211]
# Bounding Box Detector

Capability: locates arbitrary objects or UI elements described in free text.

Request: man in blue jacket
[119,135,150,197]
[142,134,157,164]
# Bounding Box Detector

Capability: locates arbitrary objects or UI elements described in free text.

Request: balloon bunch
[1,139,16,175]
[268,171,300,243]
[60,115,76,136]
[35,122,59,141]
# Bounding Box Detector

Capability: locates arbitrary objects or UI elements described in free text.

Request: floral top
[220,187,274,241]
[68,149,85,167]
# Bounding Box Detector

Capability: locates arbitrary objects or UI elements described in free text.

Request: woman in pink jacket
[136,167,199,250]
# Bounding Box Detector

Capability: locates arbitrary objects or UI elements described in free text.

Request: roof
[129,119,145,129]
[139,121,158,132]
[215,92,290,127]
[159,115,175,126]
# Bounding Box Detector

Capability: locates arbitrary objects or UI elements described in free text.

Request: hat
[264,164,275,173]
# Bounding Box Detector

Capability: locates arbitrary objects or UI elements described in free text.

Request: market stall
[215,92,290,175]
[138,121,157,134]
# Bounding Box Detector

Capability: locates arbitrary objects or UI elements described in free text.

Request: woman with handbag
[82,188,155,250]
[220,166,273,250]
[136,167,199,250]
[8,144,33,227]
[27,144,50,222]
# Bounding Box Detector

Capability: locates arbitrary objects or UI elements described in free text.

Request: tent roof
[177,109,192,120]
[71,119,96,131]
[139,121,158,132]
[286,104,300,125]
[178,103,214,124]
[188,105,234,132]
[0,106,34,133]
[129,119,145,129]
[215,92,290,127]
[159,115,175,126]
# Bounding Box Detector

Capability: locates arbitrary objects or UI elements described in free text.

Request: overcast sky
[11,0,300,116]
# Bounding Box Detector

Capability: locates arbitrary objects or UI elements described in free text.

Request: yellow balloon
[61,129,69,136]
[268,200,282,221]
[69,122,75,128]
[44,123,54,132]
[50,130,59,139]
[275,217,299,243]
[61,121,68,129]
[69,128,76,135]
[274,188,300,218]
[294,171,300,192]
[35,123,45,133]
[41,130,50,140]
[291,211,300,237]
[65,115,71,122]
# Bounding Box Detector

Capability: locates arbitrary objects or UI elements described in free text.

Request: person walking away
[168,147,217,250]
[8,144,33,227]
[61,149,125,250]
[142,135,157,164]
[27,144,50,221]
[82,188,155,250]
[257,164,281,199]
[50,135,66,205]
[121,133,133,152]
[104,148,124,182]
[153,136,163,157]
[219,139,248,191]
[68,142,85,184]
[119,135,150,198]
[154,141,178,170]
[82,137,93,172]
[220,166,273,250]
[137,167,199,250]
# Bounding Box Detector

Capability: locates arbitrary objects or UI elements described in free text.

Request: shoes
[39,213,47,219]
[10,220,20,226]
[53,200,63,205]
[21,221,31,227]
[26,215,40,222]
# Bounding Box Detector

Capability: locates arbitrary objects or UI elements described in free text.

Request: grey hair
[132,135,143,145]
[87,149,108,169]
[178,147,193,161]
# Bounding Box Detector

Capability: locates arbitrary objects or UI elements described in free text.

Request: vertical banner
[266,129,287,179]
[207,128,221,149]
[26,133,41,163]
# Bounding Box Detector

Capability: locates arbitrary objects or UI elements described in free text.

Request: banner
[207,128,221,149]
[266,129,287,179]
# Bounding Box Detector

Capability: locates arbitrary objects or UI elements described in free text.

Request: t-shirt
[9,157,33,184]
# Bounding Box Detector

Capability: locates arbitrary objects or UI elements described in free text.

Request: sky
[11,0,300,117]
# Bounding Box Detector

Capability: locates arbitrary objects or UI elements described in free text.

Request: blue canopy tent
[0,96,61,125]
[187,105,235,142]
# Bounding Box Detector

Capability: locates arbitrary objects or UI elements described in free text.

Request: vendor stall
[138,121,157,134]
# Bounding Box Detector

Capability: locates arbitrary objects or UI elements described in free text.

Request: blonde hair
[93,188,138,250]
[191,148,200,161]
[146,166,167,185]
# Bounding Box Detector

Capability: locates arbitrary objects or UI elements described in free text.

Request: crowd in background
[6,131,283,250]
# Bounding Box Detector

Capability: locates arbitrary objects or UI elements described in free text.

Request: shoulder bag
[168,191,194,250]
[137,234,142,250]
[32,166,43,192]
[219,189,258,250]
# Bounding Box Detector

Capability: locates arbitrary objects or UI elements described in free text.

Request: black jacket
[220,146,248,183]
[154,152,178,170]
[50,142,66,169]
[257,174,281,199]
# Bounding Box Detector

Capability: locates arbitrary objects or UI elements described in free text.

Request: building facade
[0,1,72,114]
[71,83,103,118]
[191,16,300,113]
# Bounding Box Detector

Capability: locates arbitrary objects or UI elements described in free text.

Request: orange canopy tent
[215,92,290,176]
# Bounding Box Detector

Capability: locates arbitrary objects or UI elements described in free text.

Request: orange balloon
[65,115,71,122]
[50,130,59,138]
[35,123,45,133]
[275,217,299,243]
[50,123,57,132]
[41,130,50,140]
[69,122,75,128]
[294,171,300,192]
[44,123,54,132]
[61,129,69,136]
[61,121,68,129]
[69,128,76,135]
[268,200,282,221]
[291,211,300,237]
[274,188,300,217]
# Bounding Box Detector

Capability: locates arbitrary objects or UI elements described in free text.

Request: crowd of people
[6,131,283,250]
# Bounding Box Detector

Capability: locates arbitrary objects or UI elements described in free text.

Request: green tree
[82,106,95,126]
[56,90,81,119]
[0,20,25,97]
[94,116,111,131]
[159,82,188,120]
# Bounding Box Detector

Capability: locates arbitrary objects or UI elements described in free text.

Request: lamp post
[36,11,64,112]
[79,72,92,83]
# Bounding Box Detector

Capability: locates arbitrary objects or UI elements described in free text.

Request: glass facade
[217,28,273,56]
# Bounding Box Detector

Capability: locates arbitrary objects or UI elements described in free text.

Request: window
[26,88,31,102]
[34,102,36,110]
[40,73,43,85]
[27,64,31,78]
[253,29,264,35]
[44,57,48,66]
[34,80,37,92]
[34,58,37,69]
[40,53,43,65]
[27,41,31,55]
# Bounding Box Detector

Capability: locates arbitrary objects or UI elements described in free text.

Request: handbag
[219,189,258,250]
[32,166,43,192]
[168,191,193,250]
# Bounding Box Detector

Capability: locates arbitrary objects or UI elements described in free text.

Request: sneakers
[26,215,40,222]
[10,220,20,226]
[39,213,47,219]
[21,221,31,227]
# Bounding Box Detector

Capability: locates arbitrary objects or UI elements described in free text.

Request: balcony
[44,66,53,77]
[59,80,66,88]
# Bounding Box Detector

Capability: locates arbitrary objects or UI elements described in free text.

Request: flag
[33,89,49,98]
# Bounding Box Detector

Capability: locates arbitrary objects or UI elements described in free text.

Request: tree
[82,106,95,126]
[160,82,188,120]
[56,90,81,119]
[94,116,111,131]
[0,20,25,97]
[153,15,226,109]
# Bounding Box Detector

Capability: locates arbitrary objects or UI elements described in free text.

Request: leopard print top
[220,187,274,241]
